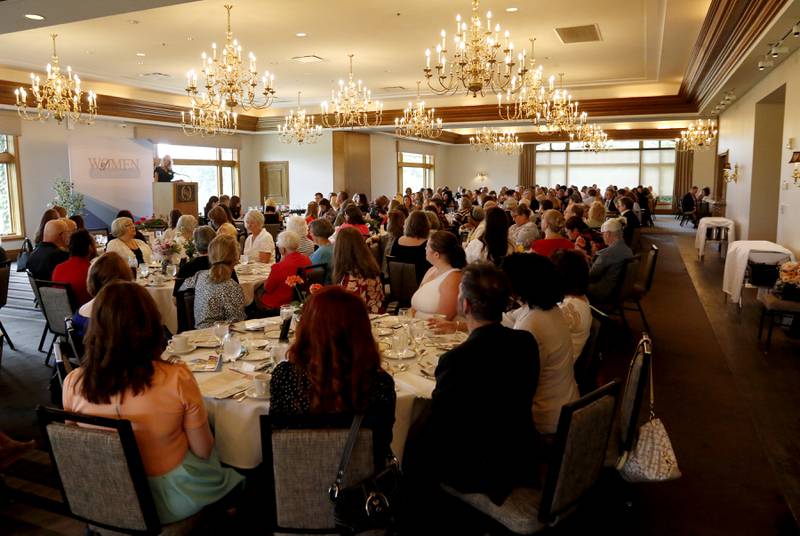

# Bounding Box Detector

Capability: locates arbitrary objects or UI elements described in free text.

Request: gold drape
[519,144,536,188]
[672,149,694,211]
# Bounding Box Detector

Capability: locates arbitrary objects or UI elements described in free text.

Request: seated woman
[502,253,578,435]
[333,227,385,314]
[242,210,275,263]
[72,252,133,337]
[411,231,464,320]
[106,217,153,266]
[163,213,196,243]
[207,206,229,231]
[203,196,219,220]
[229,195,242,220]
[116,210,148,243]
[333,205,370,239]
[531,209,574,258]
[305,201,318,226]
[553,250,593,361]
[53,229,97,307]
[586,201,606,230]
[465,207,514,266]
[270,286,396,459]
[263,198,282,224]
[389,210,431,285]
[309,218,334,285]
[286,215,315,256]
[216,222,238,239]
[180,235,246,329]
[255,231,311,314]
[63,282,243,524]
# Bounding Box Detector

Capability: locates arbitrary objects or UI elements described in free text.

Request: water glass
[279,304,295,322]
[212,322,229,348]
[398,308,412,324]
[137,263,149,279]
[222,332,242,362]
[166,264,178,278]
[239,254,249,266]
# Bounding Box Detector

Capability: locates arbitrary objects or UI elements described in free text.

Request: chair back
[641,245,659,293]
[387,258,418,310]
[261,414,377,533]
[53,340,75,388]
[264,223,282,244]
[176,288,196,333]
[573,318,602,395]
[27,269,43,308]
[618,334,652,453]
[616,256,641,303]
[0,260,11,308]
[538,379,622,524]
[630,226,642,252]
[36,280,75,336]
[36,406,161,534]
[297,263,328,287]
[64,316,84,362]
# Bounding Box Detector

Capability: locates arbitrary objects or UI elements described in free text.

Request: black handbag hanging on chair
[328,415,401,534]
[16,238,33,272]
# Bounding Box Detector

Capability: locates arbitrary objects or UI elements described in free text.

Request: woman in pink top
[334,204,370,238]
[62,282,242,523]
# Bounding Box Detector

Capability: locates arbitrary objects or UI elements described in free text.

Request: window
[155,143,239,205]
[0,134,23,238]
[397,152,434,193]
[534,140,676,196]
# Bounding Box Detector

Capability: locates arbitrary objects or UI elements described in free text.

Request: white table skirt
[695,217,736,258]
[722,240,796,304]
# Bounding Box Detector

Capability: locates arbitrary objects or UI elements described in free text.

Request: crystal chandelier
[497,38,548,121]
[394,82,443,139]
[15,34,97,125]
[424,0,518,97]
[278,92,322,145]
[321,54,383,128]
[572,123,609,153]
[540,74,585,135]
[184,4,275,114]
[676,119,718,152]
[180,96,237,137]
[469,127,522,155]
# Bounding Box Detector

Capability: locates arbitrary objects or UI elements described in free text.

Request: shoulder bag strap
[642,335,655,420]
[329,414,364,500]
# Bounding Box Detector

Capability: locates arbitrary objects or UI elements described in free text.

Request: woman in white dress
[242,209,275,263]
[106,217,152,266]
[553,249,593,361]
[502,253,579,435]
[410,231,465,320]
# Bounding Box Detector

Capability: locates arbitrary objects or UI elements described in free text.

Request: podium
[153,182,198,218]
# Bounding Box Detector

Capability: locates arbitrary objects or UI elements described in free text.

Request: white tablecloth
[722,241,796,304]
[695,217,736,258]
[168,317,463,469]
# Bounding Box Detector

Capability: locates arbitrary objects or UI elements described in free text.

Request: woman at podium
[154,155,175,182]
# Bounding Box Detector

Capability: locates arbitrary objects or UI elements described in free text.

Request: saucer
[383,348,415,360]
[166,343,197,355]
[245,387,270,400]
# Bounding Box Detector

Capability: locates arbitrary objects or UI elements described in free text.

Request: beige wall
[438,145,520,191]
[748,100,784,242]
[718,48,800,255]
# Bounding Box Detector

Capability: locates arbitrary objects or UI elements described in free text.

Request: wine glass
[137,263,149,280]
[166,263,178,279]
[212,322,228,352]
[222,332,242,363]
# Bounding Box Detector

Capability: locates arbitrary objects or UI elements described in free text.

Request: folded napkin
[393,372,435,398]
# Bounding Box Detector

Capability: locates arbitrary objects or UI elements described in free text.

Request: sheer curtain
[518,144,536,188]
[672,150,694,211]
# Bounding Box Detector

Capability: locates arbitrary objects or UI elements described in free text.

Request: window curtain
[672,149,693,211]
[519,144,535,188]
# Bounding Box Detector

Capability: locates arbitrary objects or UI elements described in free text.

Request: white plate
[166,343,197,355]
[193,340,219,349]
[264,329,283,340]
[241,350,271,362]
[245,387,270,400]
[246,338,269,349]
[383,348,416,360]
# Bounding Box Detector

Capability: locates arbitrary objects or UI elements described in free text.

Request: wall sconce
[723,162,739,183]
[474,171,488,182]
[789,151,800,185]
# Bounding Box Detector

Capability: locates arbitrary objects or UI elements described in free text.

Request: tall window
[397,151,434,193]
[155,144,239,206]
[0,134,23,238]
[534,140,676,198]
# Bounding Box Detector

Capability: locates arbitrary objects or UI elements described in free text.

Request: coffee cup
[169,334,189,353]
[253,373,270,397]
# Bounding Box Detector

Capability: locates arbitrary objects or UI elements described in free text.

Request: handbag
[328,415,401,534]
[16,238,34,272]
[617,351,682,483]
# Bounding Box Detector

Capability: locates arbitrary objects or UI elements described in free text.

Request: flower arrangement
[775,261,800,301]
[136,217,168,230]
[286,276,324,310]
[153,235,189,262]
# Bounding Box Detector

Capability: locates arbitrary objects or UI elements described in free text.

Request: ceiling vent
[138,72,171,80]
[291,55,324,64]
[554,24,602,44]
[380,86,406,92]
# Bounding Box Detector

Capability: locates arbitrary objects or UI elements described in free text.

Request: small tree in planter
[50,179,86,216]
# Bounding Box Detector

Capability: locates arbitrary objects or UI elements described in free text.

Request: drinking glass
[222,332,242,362]
[279,304,294,322]
[166,264,178,278]
[137,263,149,279]
[398,308,411,324]
[213,322,229,350]
[239,254,249,266]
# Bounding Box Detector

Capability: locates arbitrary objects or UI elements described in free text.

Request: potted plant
[50,179,85,216]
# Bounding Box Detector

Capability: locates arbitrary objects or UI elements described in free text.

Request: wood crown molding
[446,128,683,144]
[680,0,791,106]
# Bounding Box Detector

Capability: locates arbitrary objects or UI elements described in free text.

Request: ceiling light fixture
[278,91,322,145]
[506,7,519,12]
[15,34,97,125]
[321,54,383,128]
[136,52,146,57]
[676,118,718,152]
[24,14,45,21]
[469,127,523,155]
[395,81,443,139]
[295,32,307,37]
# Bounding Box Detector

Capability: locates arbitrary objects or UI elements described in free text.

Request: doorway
[749,86,785,241]
[260,161,289,205]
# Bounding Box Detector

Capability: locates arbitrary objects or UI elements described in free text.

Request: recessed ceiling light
[505,7,518,12]
[136,52,146,57]
[295,32,307,37]
[25,14,45,21]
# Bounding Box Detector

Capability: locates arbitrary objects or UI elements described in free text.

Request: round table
[168,315,464,468]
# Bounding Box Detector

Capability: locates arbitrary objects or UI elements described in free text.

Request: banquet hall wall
[718,46,800,256]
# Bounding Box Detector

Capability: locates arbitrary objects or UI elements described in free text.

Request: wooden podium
[153,182,198,219]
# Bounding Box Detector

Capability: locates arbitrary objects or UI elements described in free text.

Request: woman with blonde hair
[179,234,245,328]
[216,222,238,239]
[586,201,606,230]
[532,209,575,258]
[286,215,315,256]
[333,227,384,314]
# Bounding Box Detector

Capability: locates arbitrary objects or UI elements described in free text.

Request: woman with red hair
[269,286,396,457]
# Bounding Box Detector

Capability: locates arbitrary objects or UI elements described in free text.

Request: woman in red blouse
[334,205,370,238]
[52,229,97,306]
[532,209,575,258]
[256,231,311,314]
[333,227,384,313]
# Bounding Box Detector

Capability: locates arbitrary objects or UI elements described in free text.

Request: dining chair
[386,257,418,314]
[297,262,328,287]
[35,279,76,366]
[27,270,51,353]
[573,318,602,396]
[624,245,659,333]
[0,260,15,367]
[260,414,382,535]
[176,288,195,333]
[37,406,205,535]
[441,380,622,534]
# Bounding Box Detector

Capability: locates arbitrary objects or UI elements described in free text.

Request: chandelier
[424,0,518,97]
[676,119,718,151]
[469,127,523,155]
[321,55,383,128]
[15,34,97,125]
[572,123,610,152]
[184,4,275,115]
[394,82,443,139]
[497,38,548,121]
[278,92,322,145]
[180,97,237,137]
[540,74,586,135]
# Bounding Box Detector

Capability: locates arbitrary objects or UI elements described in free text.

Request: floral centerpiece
[286,275,323,311]
[135,217,168,230]
[152,235,189,266]
[775,261,800,301]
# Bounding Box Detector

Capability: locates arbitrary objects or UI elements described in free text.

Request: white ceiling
[0,0,711,114]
